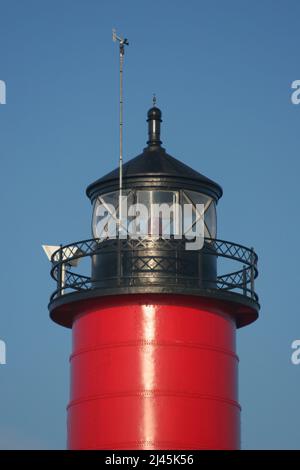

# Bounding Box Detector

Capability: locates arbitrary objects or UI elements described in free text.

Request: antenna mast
[112,29,129,233]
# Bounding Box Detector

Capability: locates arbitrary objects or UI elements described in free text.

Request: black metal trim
[86,176,222,202]
[49,289,259,330]
[48,236,259,311]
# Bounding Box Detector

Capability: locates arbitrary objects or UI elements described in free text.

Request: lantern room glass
[92,189,217,241]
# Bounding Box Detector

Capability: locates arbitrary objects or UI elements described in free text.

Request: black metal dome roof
[86,106,223,201]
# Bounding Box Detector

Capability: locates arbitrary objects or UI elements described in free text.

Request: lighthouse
[45,105,259,450]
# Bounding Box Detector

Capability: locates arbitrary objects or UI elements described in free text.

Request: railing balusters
[57,245,63,297]
[250,247,255,299]
[242,265,247,296]
[50,237,259,304]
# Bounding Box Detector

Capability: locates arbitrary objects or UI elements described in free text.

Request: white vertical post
[112,29,128,237]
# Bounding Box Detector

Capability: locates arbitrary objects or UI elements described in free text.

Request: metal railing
[49,237,258,303]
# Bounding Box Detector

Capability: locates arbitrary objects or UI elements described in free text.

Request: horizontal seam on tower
[75,441,236,450]
[69,341,239,362]
[67,391,241,411]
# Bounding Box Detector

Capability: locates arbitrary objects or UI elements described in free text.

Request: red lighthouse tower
[47,106,259,450]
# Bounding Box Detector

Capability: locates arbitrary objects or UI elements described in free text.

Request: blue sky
[0,0,300,449]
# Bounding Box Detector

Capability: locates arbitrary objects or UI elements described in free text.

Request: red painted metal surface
[67,294,240,450]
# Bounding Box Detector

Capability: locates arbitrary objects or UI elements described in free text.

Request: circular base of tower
[49,288,259,329]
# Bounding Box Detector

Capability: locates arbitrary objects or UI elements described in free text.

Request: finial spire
[152,93,156,107]
[147,105,162,148]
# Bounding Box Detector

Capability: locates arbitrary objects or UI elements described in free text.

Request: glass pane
[101,191,119,211]
[204,201,217,239]
[185,190,211,209]
[183,190,217,239]
[182,193,197,235]
[135,191,151,236]
[92,197,117,239]
[136,190,178,237]
[152,191,178,237]
[92,190,133,239]
[183,191,205,237]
